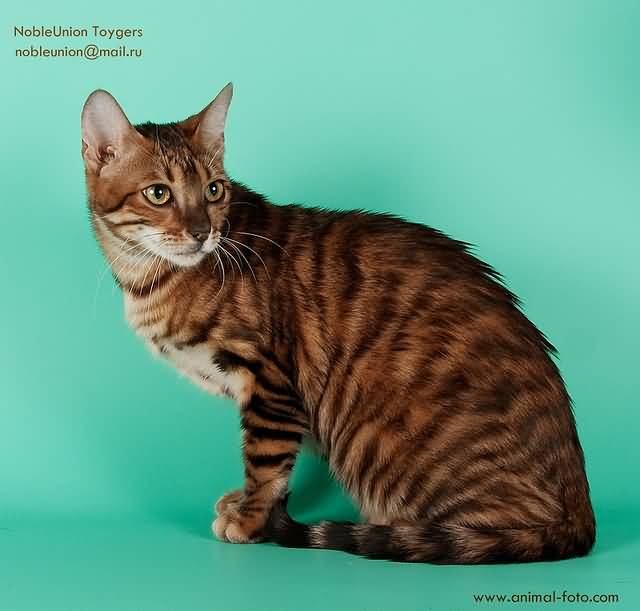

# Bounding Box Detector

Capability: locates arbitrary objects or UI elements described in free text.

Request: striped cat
[81,84,595,563]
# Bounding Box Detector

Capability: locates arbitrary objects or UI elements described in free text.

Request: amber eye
[143,184,171,206]
[205,180,224,203]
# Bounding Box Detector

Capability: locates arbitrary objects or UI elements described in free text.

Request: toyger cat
[81,83,595,563]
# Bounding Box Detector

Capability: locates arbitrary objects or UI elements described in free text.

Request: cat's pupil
[209,183,217,194]
[154,186,164,198]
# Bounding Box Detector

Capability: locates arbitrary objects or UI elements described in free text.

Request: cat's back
[281,205,542,355]
[305,207,571,422]
[278,204,572,441]
[284,205,516,299]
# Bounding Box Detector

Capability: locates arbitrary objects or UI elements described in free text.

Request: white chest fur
[124,297,247,402]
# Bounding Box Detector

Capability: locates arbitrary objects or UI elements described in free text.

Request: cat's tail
[264,495,595,564]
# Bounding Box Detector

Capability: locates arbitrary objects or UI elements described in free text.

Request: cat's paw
[212,490,264,543]
[212,511,263,544]
[214,489,244,515]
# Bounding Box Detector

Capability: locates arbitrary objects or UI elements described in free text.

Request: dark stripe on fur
[246,452,296,468]
[245,397,305,427]
[111,217,150,227]
[213,351,303,410]
[241,423,303,443]
[214,350,262,376]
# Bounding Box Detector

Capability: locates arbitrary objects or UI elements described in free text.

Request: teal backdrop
[1,1,638,610]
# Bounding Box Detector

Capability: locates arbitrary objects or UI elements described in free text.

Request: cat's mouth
[160,232,220,267]
[180,244,207,255]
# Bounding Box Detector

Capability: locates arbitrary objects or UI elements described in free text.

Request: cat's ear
[81,90,140,173]
[181,83,233,154]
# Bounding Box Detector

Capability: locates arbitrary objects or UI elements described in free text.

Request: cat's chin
[164,250,207,268]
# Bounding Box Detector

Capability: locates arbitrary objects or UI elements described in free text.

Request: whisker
[231,231,287,255]
[219,243,242,274]
[213,250,226,299]
[110,241,148,263]
[149,241,170,296]
[131,237,170,296]
[93,235,145,315]
[223,236,271,280]
[147,254,165,311]
[116,248,155,294]
[93,257,123,317]
[119,245,154,271]
[220,243,245,288]
[137,252,160,295]
[221,238,257,285]
[209,252,221,279]
[218,244,243,287]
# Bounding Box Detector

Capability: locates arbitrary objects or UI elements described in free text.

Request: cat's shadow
[586,505,640,556]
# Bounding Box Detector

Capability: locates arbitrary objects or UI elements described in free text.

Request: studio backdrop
[1,1,638,610]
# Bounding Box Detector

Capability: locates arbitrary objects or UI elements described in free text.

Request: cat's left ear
[181,83,233,155]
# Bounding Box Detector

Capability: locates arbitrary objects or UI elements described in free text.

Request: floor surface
[1,510,637,611]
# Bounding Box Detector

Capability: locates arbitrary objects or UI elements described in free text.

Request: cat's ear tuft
[187,83,233,154]
[81,90,137,173]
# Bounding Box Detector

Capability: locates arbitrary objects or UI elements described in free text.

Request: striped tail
[264,495,595,564]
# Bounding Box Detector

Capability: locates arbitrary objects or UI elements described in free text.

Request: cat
[81,83,595,563]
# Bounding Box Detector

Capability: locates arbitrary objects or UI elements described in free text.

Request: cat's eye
[205,180,224,203]
[143,184,171,206]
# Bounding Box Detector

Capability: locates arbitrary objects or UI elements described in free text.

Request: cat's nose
[189,229,209,243]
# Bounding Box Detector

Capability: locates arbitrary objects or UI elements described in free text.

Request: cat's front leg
[212,394,307,543]
[215,489,243,515]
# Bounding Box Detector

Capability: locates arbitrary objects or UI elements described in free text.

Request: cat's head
[81,84,233,268]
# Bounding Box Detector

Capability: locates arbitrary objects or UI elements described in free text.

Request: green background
[1,1,638,609]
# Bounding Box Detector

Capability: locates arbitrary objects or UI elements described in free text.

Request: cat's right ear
[81,90,140,174]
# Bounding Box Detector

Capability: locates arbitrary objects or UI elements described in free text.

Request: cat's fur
[81,84,595,563]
